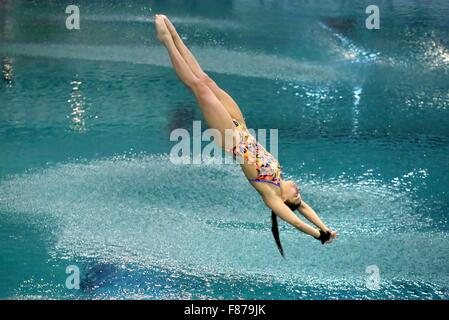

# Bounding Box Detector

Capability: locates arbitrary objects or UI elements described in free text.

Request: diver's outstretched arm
[161,15,246,126]
[298,201,337,241]
[264,197,321,239]
[298,201,328,231]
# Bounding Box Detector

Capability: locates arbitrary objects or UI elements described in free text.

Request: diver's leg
[156,16,199,88]
[156,15,235,148]
[162,15,246,126]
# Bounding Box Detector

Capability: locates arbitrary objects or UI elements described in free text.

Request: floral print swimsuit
[231,119,282,187]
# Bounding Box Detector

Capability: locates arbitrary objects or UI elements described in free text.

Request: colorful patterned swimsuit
[231,119,282,187]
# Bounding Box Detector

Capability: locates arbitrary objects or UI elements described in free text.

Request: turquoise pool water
[1,0,448,299]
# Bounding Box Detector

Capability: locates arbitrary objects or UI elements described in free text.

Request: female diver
[155,15,337,256]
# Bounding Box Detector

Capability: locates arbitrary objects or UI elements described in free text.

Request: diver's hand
[322,228,337,244]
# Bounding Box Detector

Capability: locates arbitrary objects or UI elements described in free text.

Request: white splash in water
[1,153,446,293]
[352,86,362,134]
[318,22,380,64]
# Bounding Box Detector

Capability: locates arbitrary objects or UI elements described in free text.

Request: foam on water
[0,154,447,298]
[80,14,243,30]
[0,44,342,83]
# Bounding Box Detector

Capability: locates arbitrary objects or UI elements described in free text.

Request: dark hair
[271,201,300,258]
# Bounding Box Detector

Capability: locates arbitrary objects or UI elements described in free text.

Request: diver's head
[280,180,302,209]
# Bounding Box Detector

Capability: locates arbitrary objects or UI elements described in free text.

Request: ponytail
[271,211,285,258]
[271,201,301,258]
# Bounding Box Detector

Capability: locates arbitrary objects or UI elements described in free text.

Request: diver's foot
[154,14,171,43]
[161,15,177,36]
